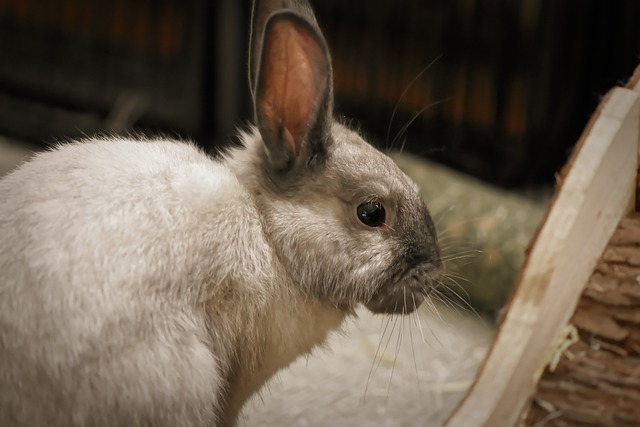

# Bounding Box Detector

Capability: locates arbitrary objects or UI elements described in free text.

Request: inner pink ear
[260,19,327,157]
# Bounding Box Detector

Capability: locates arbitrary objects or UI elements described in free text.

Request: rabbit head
[236,0,443,315]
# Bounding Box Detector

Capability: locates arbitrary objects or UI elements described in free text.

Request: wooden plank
[523,64,640,427]
[627,65,640,207]
[628,64,640,92]
[526,211,640,426]
[445,84,640,427]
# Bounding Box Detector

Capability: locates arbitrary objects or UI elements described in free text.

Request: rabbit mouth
[364,262,442,315]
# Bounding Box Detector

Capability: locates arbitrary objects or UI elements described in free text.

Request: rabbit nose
[406,245,442,271]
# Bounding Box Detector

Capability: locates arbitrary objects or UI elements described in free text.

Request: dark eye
[357,201,386,227]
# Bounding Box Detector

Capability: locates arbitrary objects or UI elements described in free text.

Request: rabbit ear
[248,0,276,98]
[251,2,333,171]
[248,0,323,96]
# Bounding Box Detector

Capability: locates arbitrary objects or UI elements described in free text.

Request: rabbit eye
[357,201,386,227]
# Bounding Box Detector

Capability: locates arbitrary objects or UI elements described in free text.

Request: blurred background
[1,0,639,188]
[1,1,638,424]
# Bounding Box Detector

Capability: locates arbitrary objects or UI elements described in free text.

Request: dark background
[0,0,638,188]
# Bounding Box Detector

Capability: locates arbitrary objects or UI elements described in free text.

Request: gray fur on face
[226,122,442,313]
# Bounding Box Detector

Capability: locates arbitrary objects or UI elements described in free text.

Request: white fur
[0,136,345,426]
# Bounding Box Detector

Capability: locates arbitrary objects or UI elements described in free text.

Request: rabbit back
[0,137,260,426]
[0,137,263,301]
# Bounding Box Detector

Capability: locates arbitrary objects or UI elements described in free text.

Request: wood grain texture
[526,213,640,426]
[522,66,640,427]
[445,78,640,427]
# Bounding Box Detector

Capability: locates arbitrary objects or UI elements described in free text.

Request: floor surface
[240,305,492,427]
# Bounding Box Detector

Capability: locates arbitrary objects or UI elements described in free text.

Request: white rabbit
[0,0,443,426]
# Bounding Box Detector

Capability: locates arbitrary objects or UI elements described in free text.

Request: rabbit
[0,0,443,426]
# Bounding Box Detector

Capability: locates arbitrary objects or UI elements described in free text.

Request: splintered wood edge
[628,64,640,92]
[628,64,640,204]
[445,84,640,427]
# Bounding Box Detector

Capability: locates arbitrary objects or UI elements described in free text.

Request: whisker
[439,245,482,259]
[436,284,485,325]
[409,294,421,393]
[432,292,468,319]
[440,275,477,305]
[389,98,453,153]
[398,135,408,156]
[433,215,491,235]
[431,205,456,228]
[440,248,483,257]
[387,295,406,397]
[440,253,482,264]
[419,295,446,349]
[364,314,393,399]
[440,275,473,299]
[410,145,448,158]
[413,301,428,345]
[373,311,400,379]
[423,294,443,321]
[431,290,457,312]
[434,235,465,246]
[442,271,473,285]
[385,55,443,150]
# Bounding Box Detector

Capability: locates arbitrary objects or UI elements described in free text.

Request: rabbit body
[0,0,442,426]
[0,134,347,426]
